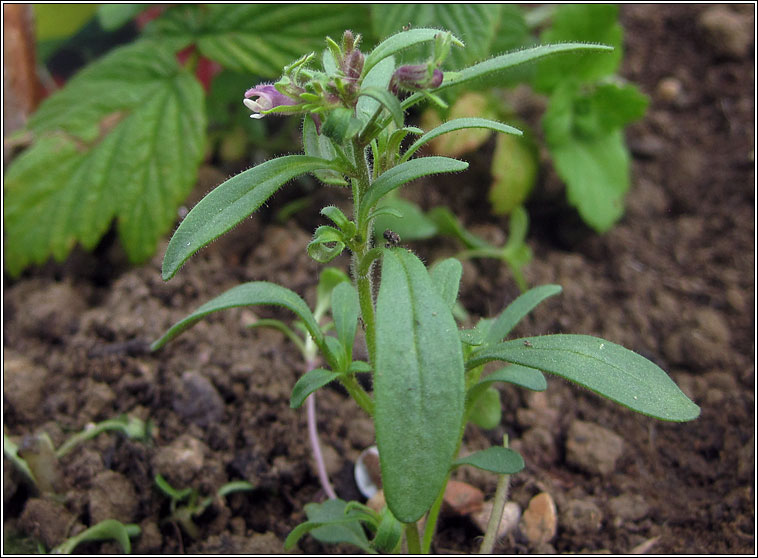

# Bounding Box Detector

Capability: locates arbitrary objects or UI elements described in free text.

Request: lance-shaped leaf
[4,40,205,276]
[307,226,346,263]
[468,335,701,422]
[290,368,341,409]
[151,282,324,353]
[358,87,405,128]
[162,155,335,280]
[331,282,360,362]
[359,157,468,223]
[483,285,562,344]
[375,249,465,523]
[402,117,522,162]
[402,42,614,110]
[430,258,463,310]
[363,27,463,76]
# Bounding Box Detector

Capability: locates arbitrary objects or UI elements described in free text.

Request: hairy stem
[479,435,512,554]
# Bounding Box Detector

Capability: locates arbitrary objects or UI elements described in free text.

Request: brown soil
[3,5,755,555]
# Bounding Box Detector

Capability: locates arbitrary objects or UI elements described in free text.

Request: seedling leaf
[51,519,140,554]
[453,446,524,475]
[375,249,465,523]
[291,369,342,408]
[469,335,701,422]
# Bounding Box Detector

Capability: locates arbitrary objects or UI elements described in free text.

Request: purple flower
[243,84,297,119]
[390,65,443,94]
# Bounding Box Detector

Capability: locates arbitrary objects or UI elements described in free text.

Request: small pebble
[565,420,624,476]
[698,6,753,58]
[656,77,683,103]
[609,493,650,523]
[519,492,557,545]
[561,498,603,534]
[471,500,521,538]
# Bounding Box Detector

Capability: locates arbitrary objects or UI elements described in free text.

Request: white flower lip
[243,98,266,119]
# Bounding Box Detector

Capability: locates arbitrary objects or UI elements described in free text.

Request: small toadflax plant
[151,29,700,553]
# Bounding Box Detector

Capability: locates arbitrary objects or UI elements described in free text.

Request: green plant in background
[5,4,645,280]
[150,29,699,553]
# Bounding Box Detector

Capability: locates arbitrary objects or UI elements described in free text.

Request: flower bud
[390,64,443,94]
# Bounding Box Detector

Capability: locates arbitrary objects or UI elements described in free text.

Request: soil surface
[3,4,755,555]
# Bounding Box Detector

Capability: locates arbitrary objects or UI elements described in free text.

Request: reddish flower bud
[390,64,443,94]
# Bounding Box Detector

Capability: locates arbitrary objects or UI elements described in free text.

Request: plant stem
[479,435,512,554]
[338,374,374,415]
[306,392,337,500]
[421,482,447,553]
[405,522,422,554]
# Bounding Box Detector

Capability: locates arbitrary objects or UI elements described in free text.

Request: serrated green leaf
[370,7,495,69]
[151,282,324,353]
[290,368,341,409]
[332,282,360,361]
[548,127,630,233]
[484,285,563,344]
[148,4,371,76]
[97,4,147,30]
[402,117,521,162]
[469,335,701,422]
[375,249,465,523]
[430,258,463,310]
[4,41,205,277]
[162,155,334,280]
[453,446,524,474]
[535,4,622,92]
[359,157,469,222]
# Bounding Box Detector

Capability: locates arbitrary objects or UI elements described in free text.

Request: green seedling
[4,415,153,495]
[151,29,699,553]
[50,519,141,555]
[155,475,254,539]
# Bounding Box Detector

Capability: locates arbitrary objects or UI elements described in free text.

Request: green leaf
[290,368,341,409]
[151,282,324,353]
[162,155,334,280]
[97,4,147,30]
[489,130,538,215]
[4,41,206,276]
[403,42,613,110]
[364,27,463,76]
[332,282,360,361]
[535,4,623,92]
[427,207,490,251]
[307,225,346,263]
[358,87,405,128]
[359,157,469,223]
[473,364,547,392]
[357,57,396,121]
[453,447,524,475]
[369,7,495,69]
[430,258,463,310]
[468,335,701,422]
[372,198,438,242]
[320,206,356,237]
[484,285,563,344]
[303,116,349,186]
[285,499,375,553]
[315,267,351,318]
[322,107,364,144]
[52,519,141,555]
[148,4,371,76]
[469,386,502,429]
[371,507,404,553]
[375,249,465,523]
[402,117,521,162]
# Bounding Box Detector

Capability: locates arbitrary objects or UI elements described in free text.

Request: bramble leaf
[4,41,205,276]
[375,249,465,522]
[468,335,701,422]
[146,4,371,76]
